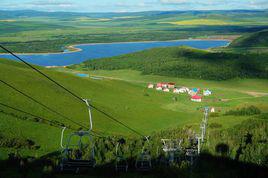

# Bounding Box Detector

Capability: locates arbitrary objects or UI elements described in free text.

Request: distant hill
[1,9,267,20]
[230,30,268,48]
[1,9,268,53]
[70,46,268,80]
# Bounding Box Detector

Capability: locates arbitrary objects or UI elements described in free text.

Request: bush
[224,105,261,116]
[0,136,40,150]
[257,113,268,120]
[209,123,222,129]
[210,112,220,117]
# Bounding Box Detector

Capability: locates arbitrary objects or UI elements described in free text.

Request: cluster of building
[147,82,212,102]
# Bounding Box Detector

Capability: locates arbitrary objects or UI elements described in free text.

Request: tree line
[70,46,268,80]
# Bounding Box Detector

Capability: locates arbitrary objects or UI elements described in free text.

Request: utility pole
[197,136,201,154]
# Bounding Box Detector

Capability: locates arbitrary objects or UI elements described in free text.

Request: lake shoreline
[0,38,232,55]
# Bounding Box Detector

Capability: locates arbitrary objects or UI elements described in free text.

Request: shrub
[210,112,220,117]
[0,136,39,150]
[224,105,261,116]
[257,113,268,120]
[209,123,222,129]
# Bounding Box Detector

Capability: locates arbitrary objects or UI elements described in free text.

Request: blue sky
[1,0,268,12]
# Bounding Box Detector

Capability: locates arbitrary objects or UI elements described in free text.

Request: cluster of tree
[206,118,268,166]
[230,29,268,48]
[224,105,261,116]
[0,133,39,150]
[1,117,267,177]
[70,46,268,80]
[76,118,268,167]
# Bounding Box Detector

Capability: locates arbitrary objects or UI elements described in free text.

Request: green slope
[70,46,268,80]
[0,58,205,138]
[1,57,268,158]
[0,58,199,156]
[230,29,268,48]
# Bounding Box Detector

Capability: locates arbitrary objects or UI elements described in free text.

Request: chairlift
[185,148,198,165]
[161,139,182,164]
[59,99,96,173]
[115,138,128,172]
[185,136,199,165]
[135,136,152,171]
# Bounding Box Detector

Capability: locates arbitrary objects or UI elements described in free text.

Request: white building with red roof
[191,95,202,102]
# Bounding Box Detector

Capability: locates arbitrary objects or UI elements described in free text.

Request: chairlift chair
[185,148,198,165]
[115,138,128,172]
[59,99,96,173]
[135,137,152,171]
[161,139,182,164]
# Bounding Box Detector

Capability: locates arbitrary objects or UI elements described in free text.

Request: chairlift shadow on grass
[1,148,268,178]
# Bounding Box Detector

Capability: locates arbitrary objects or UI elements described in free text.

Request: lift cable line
[0,79,86,130]
[0,44,145,138]
[0,102,105,138]
[0,102,74,130]
[0,44,82,103]
[0,80,108,138]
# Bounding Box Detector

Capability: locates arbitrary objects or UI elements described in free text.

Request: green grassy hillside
[1,58,200,136]
[70,46,268,80]
[1,57,268,157]
[1,58,268,177]
[230,30,268,48]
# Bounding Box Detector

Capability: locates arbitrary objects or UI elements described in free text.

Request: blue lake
[0,40,229,66]
[76,73,89,77]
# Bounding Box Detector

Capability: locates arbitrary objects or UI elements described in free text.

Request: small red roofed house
[157,82,175,88]
[191,95,202,102]
[167,82,175,89]
[156,83,163,88]
[157,82,167,88]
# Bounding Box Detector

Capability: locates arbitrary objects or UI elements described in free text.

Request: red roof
[191,95,202,99]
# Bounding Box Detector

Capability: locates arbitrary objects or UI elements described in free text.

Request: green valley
[0,7,268,178]
[1,10,268,53]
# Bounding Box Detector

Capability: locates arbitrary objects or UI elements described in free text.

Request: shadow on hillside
[0,151,267,178]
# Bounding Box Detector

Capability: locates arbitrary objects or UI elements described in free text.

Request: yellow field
[113,16,141,19]
[160,19,235,26]
[76,17,111,22]
[0,19,16,22]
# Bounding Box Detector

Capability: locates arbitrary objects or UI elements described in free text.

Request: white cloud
[159,0,268,10]
[28,0,74,6]
[1,0,268,12]
[160,0,188,3]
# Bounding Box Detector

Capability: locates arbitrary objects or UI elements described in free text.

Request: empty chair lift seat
[115,156,128,172]
[60,157,95,172]
[135,152,152,171]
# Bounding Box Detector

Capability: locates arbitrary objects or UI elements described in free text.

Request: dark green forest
[230,29,268,48]
[71,46,268,80]
[1,115,267,178]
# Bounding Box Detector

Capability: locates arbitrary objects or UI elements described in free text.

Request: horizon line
[1,8,268,14]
